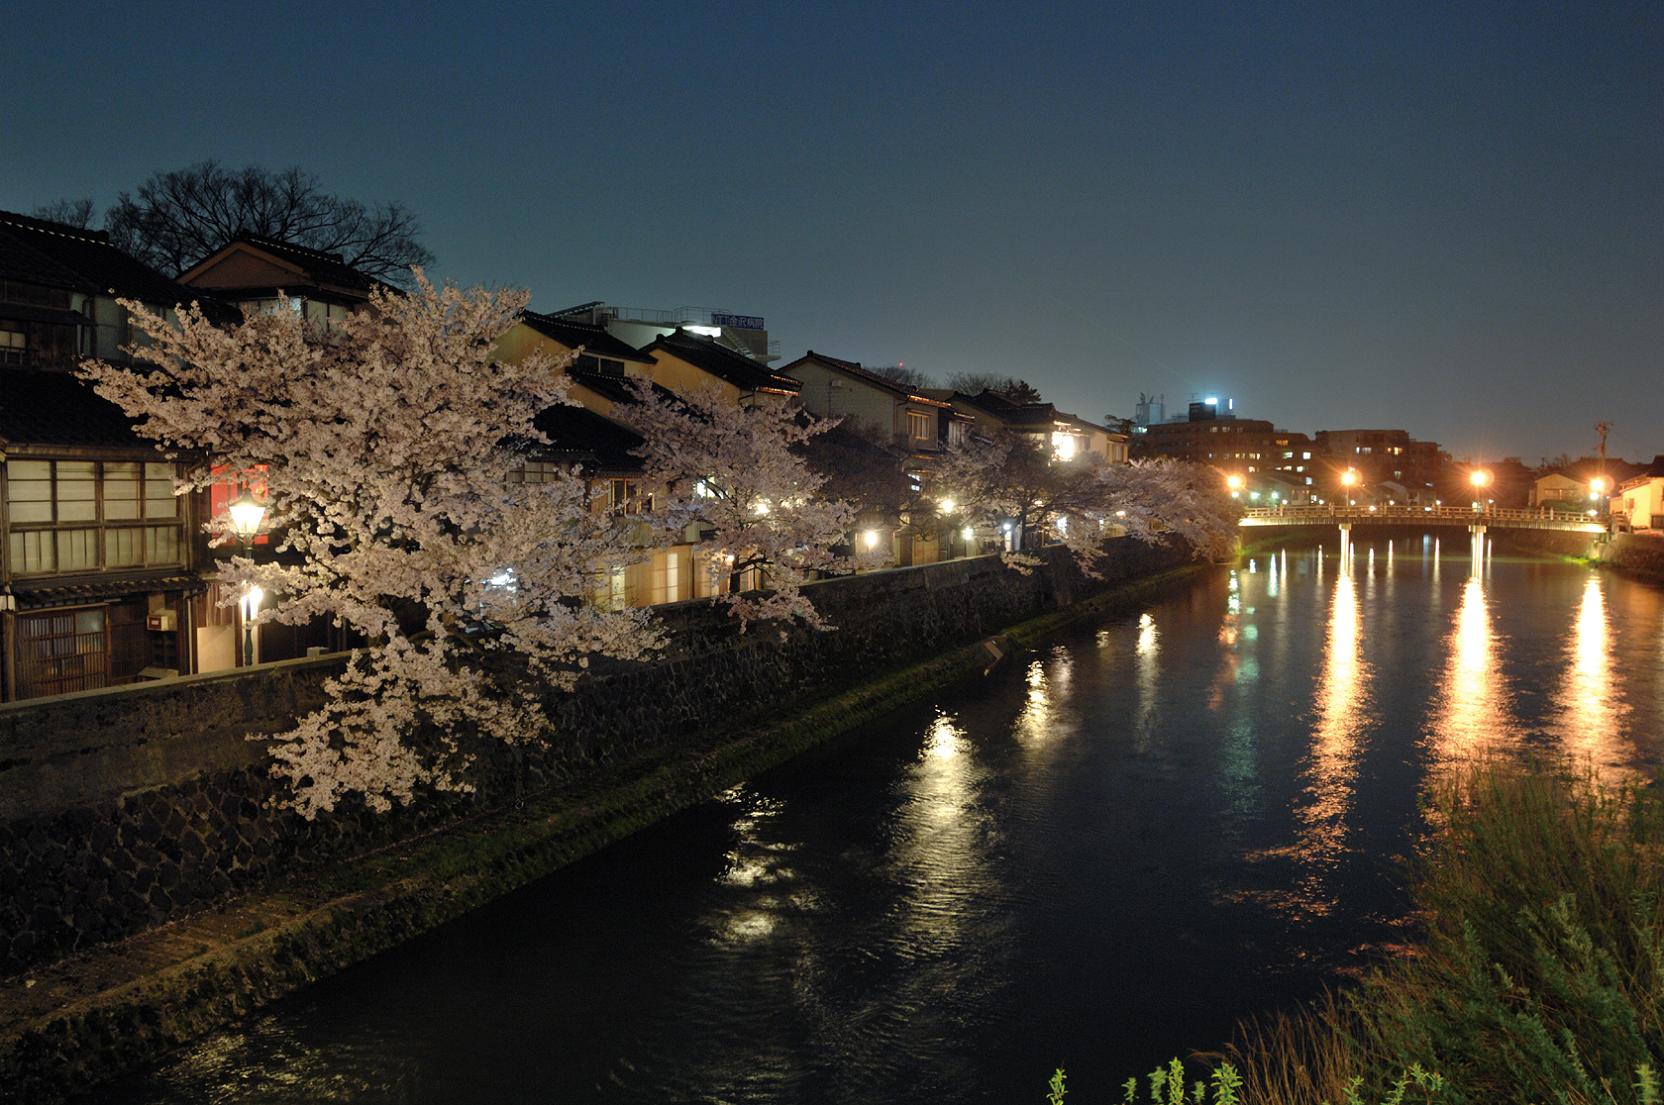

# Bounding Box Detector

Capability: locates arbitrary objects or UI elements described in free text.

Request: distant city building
[1134,405,1316,497]
[1314,429,1443,493]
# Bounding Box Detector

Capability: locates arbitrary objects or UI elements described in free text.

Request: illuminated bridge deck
[1237,504,1606,533]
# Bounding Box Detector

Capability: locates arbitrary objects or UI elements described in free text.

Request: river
[102,537,1664,1103]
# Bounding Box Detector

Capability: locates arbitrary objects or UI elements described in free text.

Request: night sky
[10,2,1661,461]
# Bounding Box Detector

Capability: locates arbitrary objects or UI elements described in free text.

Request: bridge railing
[1238,504,1605,532]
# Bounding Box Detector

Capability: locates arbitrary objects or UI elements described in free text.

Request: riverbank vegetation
[1054,763,1664,1103]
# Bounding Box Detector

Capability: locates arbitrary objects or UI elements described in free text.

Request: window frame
[4,456,188,578]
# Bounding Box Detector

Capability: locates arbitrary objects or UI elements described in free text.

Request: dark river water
[103,538,1664,1104]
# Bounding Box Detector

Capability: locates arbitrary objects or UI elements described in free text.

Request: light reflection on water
[1555,575,1631,772]
[1427,575,1514,763]
[101,543,1664,1105]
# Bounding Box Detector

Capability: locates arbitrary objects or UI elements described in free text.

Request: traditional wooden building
[0,209,226,699]
[177,234,382,322]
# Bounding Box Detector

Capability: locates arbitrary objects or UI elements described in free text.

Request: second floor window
[609,479,650,514]
[0,325,24,365]
[5,458,184,576]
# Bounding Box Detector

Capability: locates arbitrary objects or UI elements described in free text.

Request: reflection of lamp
[242,585,264,665]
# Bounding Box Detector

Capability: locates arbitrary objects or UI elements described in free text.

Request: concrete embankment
[1597,532,1664,585]
[0,542,1203,1102]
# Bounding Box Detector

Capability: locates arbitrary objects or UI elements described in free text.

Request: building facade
[0,210,219,701]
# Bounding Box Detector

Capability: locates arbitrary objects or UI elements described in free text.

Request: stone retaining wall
[0,541,1187,977]
[1600,531,1664,584]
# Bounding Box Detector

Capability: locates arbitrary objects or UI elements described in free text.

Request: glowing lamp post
[1337,468,1359,511]
[1469,469,1491,512]
[227,490,267,665]
[1588,476,1609,504]
[1226,473,1245,500]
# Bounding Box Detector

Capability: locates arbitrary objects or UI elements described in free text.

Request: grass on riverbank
[1054,763,1664,1103]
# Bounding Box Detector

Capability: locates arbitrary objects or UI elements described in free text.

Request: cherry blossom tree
[81,274,659,817]
[933,434,1240,574]
[615,382,856,627]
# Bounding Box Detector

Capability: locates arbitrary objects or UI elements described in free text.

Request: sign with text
[710,312,765,330]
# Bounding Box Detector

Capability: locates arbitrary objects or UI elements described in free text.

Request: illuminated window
[1051,431,1078,461]
[0,326,25,365]
[4,458,185,576]
[507,460,562,485]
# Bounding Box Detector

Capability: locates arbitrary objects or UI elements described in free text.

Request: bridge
[1238,504,1606,534]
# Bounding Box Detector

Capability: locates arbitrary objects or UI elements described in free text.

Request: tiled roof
[781,351,951,407]
[960,390,1061,426]
[563,368,679,408]
[520,310,654,364]
[15,572,200,609]
[0,368,148,449]
[643,328,801,393]
[531,403,644,474]
[0,210,213,308]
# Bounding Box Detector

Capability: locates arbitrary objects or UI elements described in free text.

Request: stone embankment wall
[1599,532,1664,583]
[0,541,1187,977]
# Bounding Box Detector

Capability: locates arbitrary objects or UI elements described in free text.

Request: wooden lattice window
[14,607,109,699]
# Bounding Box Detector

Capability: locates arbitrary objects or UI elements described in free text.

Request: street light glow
[1340,469,1359,487]
[862,528,880,550]
[228,489,268,543]
[1469,469,1491,489]
[1225,473,1245,491]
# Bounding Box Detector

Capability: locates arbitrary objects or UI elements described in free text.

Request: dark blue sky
[10,1,1661,460]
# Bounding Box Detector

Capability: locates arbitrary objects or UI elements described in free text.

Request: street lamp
[1589,476,1609,503]
[1226,473,1245,500]
[228,490,267,549]
[1339,468,1359,509]
[1469,468,1491,512]
[227,489,267,665]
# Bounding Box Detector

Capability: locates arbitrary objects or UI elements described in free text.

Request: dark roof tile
[0,210,215,309]
[520,310,654,364]
[643,328,800,393]
[0,368,149,450]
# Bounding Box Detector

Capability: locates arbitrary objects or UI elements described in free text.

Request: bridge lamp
[1468,469,1491,489]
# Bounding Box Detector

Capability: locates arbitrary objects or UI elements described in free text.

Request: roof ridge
[0,209,113,246]
[236,233,346,265]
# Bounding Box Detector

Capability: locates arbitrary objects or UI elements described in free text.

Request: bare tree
[945,372,1044,404]
[30,198,97,228]
[103,161,434,286]
[866,364,935,390]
